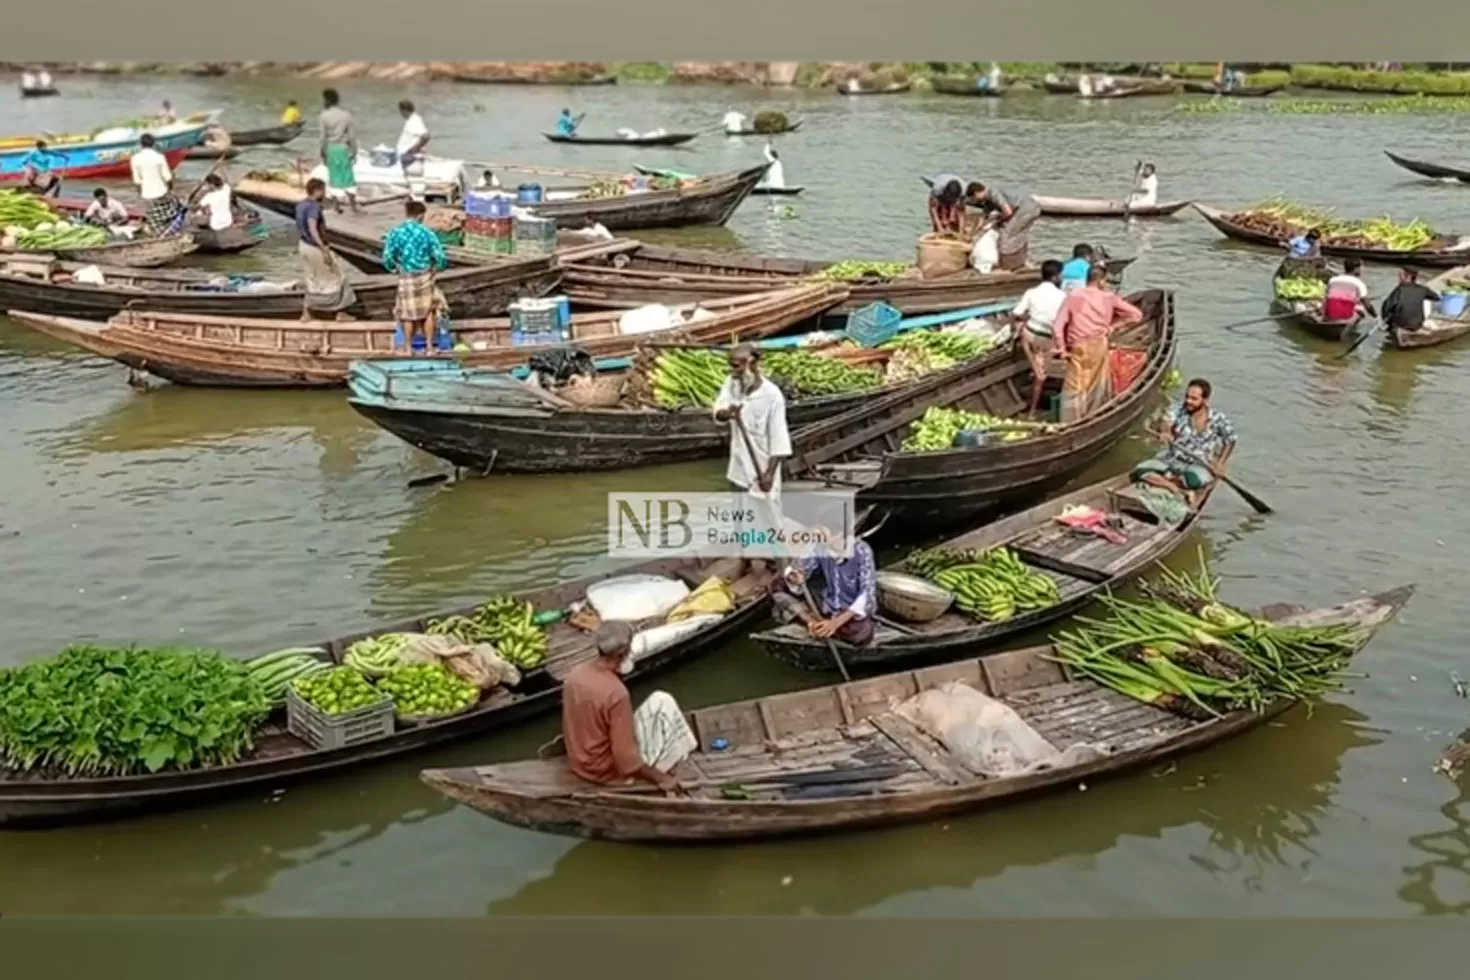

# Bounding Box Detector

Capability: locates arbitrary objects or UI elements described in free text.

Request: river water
[3,76,1470,916]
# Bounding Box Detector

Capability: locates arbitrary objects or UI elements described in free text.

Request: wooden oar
[1219,311,1298,332]
[1337,317,1382,359]
[1172,447,1273,515]
[1121,160,1143,222]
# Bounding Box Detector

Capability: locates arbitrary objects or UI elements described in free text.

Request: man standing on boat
[1051,263,1144,423]
[1061,243,1096,293]
[713,343,791,504]
[319,88,359,213]
[395,99,431,200]
[131,133,180,236]
[928,174,966,236]
[1012,259,1068,417]
[295,177,356,320]
[762,144,786,189]
[559,622,695,793]
[772,526,879,647]
[381,199,449,352]
[965,181,1041,270]
[1128,163,1159,209]
[1132,378,1236,508]
[20,140,63,197]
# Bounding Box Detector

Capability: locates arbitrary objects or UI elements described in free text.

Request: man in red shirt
[559,622,695,791]
[1051,263,1144,423]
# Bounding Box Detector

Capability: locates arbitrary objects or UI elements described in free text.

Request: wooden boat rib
[5,284,847,388]
[543,132,698,147]
[0,554,773,829]
[1034,195,1191,219]
[929,77,1008,97]
[452,73,617,86]
[347,341,1005,474]
[1384,151,1470,185]
[0,252,562,321]
[420,586,1412,843]
[562,242,1135,316]
[0,233,197,269]
[753,474,1214,672]
[1180,81,1287,97]
[227,121,306,146]
[1194,203,1470,268]
[783,289,1175,531]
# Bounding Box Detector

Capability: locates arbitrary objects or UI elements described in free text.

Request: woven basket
[916,234,971,280]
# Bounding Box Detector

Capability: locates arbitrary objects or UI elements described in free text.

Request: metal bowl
[875,571,955,623]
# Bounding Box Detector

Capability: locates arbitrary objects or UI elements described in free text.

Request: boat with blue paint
[0,112,218,184]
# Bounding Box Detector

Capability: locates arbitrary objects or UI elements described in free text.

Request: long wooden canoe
[929,77,1008,97]
[1080,79,1180,99]
[226,121,305,146]
[752,474,1213,673]
[1387,266,1470,350]
[0,555,774,829]
[0,233,197,269]
[452,73,618,86]
[1181,81,1287,98]
[1194,204,1470,268]
[421,586,1411,842]
[726,120,803,136]
[1034,195,1191,219]
[544,132,698,147]
[0,252,562,321]
[839,81,912,96]
[45,196,268,255]
[1269,299,1358,342]
[562,242,1134,316]
[6,284,846,388]
[347,338,1005,474]
[1384,151,1470,185]
[1041,78,1079,94]
[782,289,1176,532]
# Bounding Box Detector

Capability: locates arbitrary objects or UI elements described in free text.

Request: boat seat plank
[842,673,923,721]
[980,648,1067,696]
[1100,523,1180,575]
[912,659,986,691]
[1001,679,1096,706]
[868,712,971,785]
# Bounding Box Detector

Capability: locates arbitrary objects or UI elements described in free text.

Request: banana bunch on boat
[1274,277,1327,301]
[902,407,1059,452]
[912,546,1061,623]
[427,595,548,669]
[243,647,334,707]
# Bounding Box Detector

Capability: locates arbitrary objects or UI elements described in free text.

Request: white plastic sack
[586,574,690,623]
[893,681,1106,778]
[617,304,679,336]
[630,614,724,661]
[970,229,999,274]
[684,305,717,324]
[73,265,107,286]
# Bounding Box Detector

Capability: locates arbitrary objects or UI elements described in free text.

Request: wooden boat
[1194,204,1470,268]
[1080,79,1180,99]
[1041,77,1079,94]
[543,132,698,147]
[227,121,306,146]
[452,73,618,86]
[20,86,60,99]
[839,81,912,96]
[1384,151,1470,185]
[783,289,1175,532]
[0,116,212,184]
[1034,195,1191,219]
[0,252,561,321]
[929,77,1008,97]
[6,284,846,388]
[1386,266,1470,350]
[421,586,1412,843]
[347,333,995,474]
[185,145,241,161]
[236,165,766,238]
[0,233,198,269]
[0,554,773,829]
[189,217,268,255]
[752,474,1213,673]
[1268,299,1357,341]
[726,120,803,136]
[562,242,1134,316]
[751,185,803,196]
[1181,81,1287,97]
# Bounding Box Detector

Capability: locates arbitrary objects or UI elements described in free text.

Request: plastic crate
[844,301,905,348]
[514,216,557,243]
[433,229,464,247]
[286,686,394,750]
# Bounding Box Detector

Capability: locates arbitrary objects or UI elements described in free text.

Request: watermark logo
[608,490,858,560]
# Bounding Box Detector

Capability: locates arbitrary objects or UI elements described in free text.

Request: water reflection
[1399,745,1470,916]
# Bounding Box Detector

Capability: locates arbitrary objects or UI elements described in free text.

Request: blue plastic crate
[844,302,904,348]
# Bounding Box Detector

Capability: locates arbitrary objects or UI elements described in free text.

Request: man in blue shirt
[1060,243,1094,293]
[772,527,878,647]
[21,140,63,197]
[1287,228,1321,259]
[381,199,449,351]
[556,109,582,137]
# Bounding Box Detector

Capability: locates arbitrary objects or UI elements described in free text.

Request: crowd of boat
[1,94,1466,843]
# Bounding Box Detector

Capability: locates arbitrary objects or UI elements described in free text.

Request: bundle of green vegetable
[291,666,387,716]
[244,647,333,707]
[645,346,881,408]
[343,633,415,677]
[1275,277,1327,301]
[0,645,270,775]
[813,260,911,282]
[908,545,1059,622]
[763,350,881,397]
[880,330,1001,385]
[902,406,1058,452]
[0,189,59,230]
[1180,95,1470,116]
[12,224,110,250]
[376,663,480,720]
[426,595,547,669]
[752,110,790,133]
[1049,557,1361,719]
[646,347,726,408]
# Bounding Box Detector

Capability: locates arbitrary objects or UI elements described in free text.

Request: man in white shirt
[83,188,131,228]
[761,144,786,189]
[722,109,748,135]
[1012,259,1068,417]
[130,133,179,235]
[712,343,792,551]
[192,173,235,232]
[396,99,430,199]
[1128,162,1159,209]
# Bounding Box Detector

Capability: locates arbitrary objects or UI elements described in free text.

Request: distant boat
[544,131,698,147]
[0,114,216,183]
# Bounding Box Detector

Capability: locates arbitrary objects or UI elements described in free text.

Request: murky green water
[3,76,1470,916]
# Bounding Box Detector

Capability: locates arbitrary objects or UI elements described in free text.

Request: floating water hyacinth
[1179,96,1470,116]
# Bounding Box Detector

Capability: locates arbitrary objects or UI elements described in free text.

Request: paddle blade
[1224,475,1273,515]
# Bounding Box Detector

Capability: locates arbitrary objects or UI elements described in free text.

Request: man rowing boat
[1381,267,1440,336]
[1133,377,1237,508]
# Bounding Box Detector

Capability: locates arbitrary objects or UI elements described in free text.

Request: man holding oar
[713,343,791,512]
[1132,378,1237,509]
[772,525,879,647]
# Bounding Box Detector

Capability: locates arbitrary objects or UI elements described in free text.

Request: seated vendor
[772,526,879,647]
[1131,377,1237,508]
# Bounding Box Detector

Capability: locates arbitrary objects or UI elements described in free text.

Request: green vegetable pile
[1179,96,1470,116]
[426,595,548,669]
[0,189,58,230]
[1233,198,1444,252]
[0,646,270,775]
[813,260,911,282]
[292,666,388,716]
[902,406,1058,452]
[879,330,1002,384]
[752,110,790,133]
[343,633,415,677]
[644,347,882,408]
[1049,556,1361,719]
[908,546,1060,622]
[244,647,333,707]
[1274,277,1327,301]
[763,350,882,397]
[376,663,480,720]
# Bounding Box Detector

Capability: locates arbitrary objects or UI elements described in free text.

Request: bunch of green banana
[763,350,880,397]
[927,548,1060,623]
[902,407,1059,452]
[342,633,414,677]
[906,545,983,580]
[472,595,548,669]
[244,647,333,707]
[648,348,728,409]
[1274,277,1327,300]
[982,547,1061,610]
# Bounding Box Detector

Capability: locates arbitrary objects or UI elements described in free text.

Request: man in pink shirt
[1051,263,1144,423]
